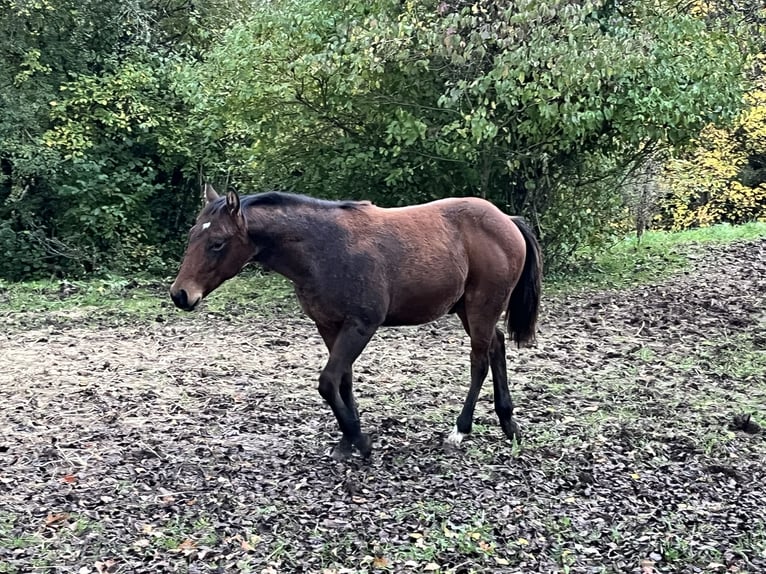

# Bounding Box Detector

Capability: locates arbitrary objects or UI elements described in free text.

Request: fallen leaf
[95,560,117,574]
[45,513,69,527]
[241,535,261,552]
[372,556,389,568]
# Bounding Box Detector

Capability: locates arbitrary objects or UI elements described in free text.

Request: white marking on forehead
[201,221,211,231]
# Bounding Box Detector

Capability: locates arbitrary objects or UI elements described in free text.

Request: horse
[170,184,542,460]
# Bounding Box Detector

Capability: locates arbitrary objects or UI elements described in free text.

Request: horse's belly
[382,279,463,326]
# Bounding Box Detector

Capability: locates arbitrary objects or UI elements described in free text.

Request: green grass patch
[0,266,296,319]
[0,512,108,574]
[1,222,763,317]
[547,221,766,292]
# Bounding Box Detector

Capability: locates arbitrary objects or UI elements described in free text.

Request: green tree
[0,0,235,279]
[179,0,749,266]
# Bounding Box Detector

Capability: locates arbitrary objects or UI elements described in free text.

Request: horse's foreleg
[332,368,358,460]
[317,320,376,459]
[489,328,521,442]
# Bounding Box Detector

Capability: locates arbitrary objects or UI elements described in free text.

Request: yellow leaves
[14,48,52,85]
[661,87,766,230]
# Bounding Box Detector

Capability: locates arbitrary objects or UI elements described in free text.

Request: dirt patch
[1,239,765,573]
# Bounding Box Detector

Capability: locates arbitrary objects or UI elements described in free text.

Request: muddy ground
[1,239,765,574]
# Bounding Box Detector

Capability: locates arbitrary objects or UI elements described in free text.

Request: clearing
[1,238,765,573]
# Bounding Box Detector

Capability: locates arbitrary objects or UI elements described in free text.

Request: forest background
[0,0,764,281]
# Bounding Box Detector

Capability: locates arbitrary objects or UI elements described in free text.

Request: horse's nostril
[171,288,189,309]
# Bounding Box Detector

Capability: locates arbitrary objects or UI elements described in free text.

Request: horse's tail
[506,216,542,348]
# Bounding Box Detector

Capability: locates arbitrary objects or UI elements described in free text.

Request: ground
[1,239,765,574]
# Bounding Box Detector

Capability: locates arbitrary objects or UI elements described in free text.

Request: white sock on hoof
[445,425,465,446]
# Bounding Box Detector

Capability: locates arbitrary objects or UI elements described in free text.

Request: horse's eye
[210,240,227,252]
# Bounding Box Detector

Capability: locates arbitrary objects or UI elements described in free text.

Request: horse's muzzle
[170,287,200,311]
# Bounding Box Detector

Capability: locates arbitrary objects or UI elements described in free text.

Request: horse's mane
[206,191,369,214]
[246,191,369,210]
[209,191,370,214]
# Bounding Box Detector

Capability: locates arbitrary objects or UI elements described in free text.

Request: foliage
[0,0,756,279]
[656,1,766,230]
[0,0,235,279]
[179,0,749,268]
[660,77,766,229]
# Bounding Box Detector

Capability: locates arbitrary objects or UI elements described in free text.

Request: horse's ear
[204,183,219,204]
[226,190,241,217]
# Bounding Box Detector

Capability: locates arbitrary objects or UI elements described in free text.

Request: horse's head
[170,184,255,311]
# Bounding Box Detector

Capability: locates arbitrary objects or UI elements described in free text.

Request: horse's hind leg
[446,305,494,446]
[489,328,521,442]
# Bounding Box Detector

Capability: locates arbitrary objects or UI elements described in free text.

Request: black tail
[507,217,542,347]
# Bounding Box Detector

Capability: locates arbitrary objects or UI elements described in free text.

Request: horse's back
[341,197,524,326]
[373,197,524,272]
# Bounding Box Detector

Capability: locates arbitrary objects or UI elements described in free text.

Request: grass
[547,221,766,292]
[391,515,498,567]
[0,512,109,574]
[0,265,295,319]
[0,222,763,316]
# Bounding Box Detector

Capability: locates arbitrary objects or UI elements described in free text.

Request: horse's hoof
[330,445,352,461]
[444,425,466,447]
[354,433,373,459]
[330,438,353,461]
[503,420,522,444]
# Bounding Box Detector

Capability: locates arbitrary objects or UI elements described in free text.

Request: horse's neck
[247,209,320,284]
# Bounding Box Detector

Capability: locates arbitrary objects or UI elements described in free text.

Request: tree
[0,0,228,278]
[659,0,766,228]
[179,0,749,266]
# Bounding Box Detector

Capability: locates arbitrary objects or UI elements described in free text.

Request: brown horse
[170,184,542,460]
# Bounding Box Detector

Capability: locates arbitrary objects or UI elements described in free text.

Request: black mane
[205,190,368,216]
[204,191,370,223]
[243,191,368,210]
